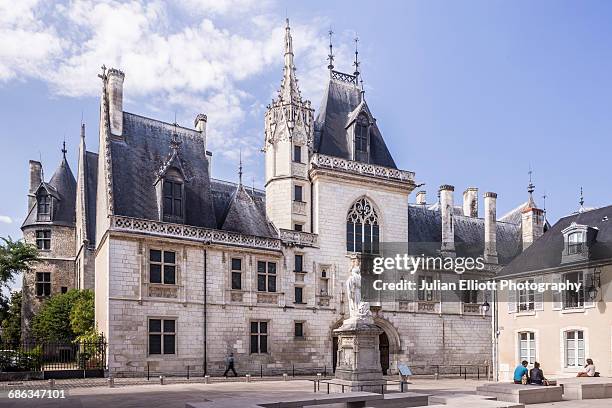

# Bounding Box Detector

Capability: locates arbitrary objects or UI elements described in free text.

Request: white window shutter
[508,287,517,313]
[534,276,544,311]
[552,273,563,310]
[584,270,595,308]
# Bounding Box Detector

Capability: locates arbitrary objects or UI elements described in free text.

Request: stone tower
[263,19,314,232]
[21,145,77,340]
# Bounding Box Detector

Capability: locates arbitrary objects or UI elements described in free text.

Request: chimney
[484,192,498,264]
[28,160,42,209]
[206,150,213,175]
[521,206,544,251]
[416,191,426,205]
[107,68,125,136]
[439,185,455,256]
[463,187,478,217]
[194,114,208,150]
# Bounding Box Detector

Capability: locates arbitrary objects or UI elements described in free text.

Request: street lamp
[587,268,601,301]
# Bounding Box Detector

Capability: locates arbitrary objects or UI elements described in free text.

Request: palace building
[21,20,541,376]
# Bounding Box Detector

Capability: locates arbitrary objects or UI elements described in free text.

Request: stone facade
[22,20,532,376]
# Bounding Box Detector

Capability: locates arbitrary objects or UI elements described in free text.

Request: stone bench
[556,377,612,400]
[429,394,524,408]
[476,383,562,404]
[366,392,430,408]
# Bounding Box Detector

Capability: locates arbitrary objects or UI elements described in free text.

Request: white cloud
[0,215,13,224]
[0,0,360,166]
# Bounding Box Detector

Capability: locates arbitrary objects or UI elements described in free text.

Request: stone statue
[346,257,372,320]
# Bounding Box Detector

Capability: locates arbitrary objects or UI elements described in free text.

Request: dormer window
[354,114,369,162]
[37,192,51,222]
[158,167,185,223]
[567,231,584,255]
[163,179,183,220]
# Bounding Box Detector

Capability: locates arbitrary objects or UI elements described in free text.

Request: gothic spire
[279,18,302,103]
[238,149,243,186]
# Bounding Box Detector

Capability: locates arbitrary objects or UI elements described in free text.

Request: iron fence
[0,340,106,378]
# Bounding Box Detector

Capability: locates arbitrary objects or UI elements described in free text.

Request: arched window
[37,192,51,222]
[346,197,379,253]
[354,114,369,162]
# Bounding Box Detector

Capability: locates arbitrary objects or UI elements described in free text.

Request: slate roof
[408,205,523,265]
[22,157,77,228]
[85,151,98,243]
[110,112,216,228]
[314,78,397,168]
[498,205,612,277]
[218,184,276,237]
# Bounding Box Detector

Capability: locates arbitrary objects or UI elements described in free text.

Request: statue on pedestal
[346,256,372,321]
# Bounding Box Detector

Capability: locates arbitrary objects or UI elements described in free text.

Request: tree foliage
[0,237,39,301]
[32,289,95,343]
[0,291,22,344]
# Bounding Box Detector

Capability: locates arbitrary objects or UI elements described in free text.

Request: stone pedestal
[333,316,385,392]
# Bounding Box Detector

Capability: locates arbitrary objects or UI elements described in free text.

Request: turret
[263,19,314,232]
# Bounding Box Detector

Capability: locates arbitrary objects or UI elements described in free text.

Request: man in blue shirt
[513,360,529,384]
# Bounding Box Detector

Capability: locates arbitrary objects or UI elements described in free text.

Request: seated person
[513,360,529,384]
[529,362,547,385]
[577,359,596,377]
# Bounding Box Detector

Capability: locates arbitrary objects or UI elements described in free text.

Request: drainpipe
[203,248,208,375]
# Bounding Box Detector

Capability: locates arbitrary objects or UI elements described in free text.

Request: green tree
[0,237,39,302]
[0,291,22,344]
[70,289,94,338]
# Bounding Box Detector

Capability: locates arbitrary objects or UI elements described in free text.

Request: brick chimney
[439,185,455,256]
[463,187,478,217]
[107,68,125,136]
[194,114,207,150]
[416,191,426,205]
[484,192,498,264]
[28,160,42,209]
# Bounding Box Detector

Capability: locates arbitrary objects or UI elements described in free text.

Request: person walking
[223,352,238,377]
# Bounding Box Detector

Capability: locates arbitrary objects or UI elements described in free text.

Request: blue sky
[1,0,611,257]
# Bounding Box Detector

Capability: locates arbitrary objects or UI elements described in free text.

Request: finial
[98,64,107,80]
[238,149,243,185]
[252,176,255,194]
[542,192,547,212]
[80,122,85,139]
[579,186,585,212]
[169,120,181,151]
[527,165,535,195]
[353,36,360,78]
[327,28,335,71]
[61,140,67,159]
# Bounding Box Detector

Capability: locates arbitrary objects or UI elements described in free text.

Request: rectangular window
[418,276,433,301]
[162,180,183,219]
[148,318,176,355]
[294,223,303,232]
[564,272,584,309]
[518,279,535,311]
[37,195,51,221]
[518,332,536,364]
[295,286,304,304]
[250,321,268,354]
[231,258,242,290]
[565,330,585,367]
[293,145,302,163]
[257,261,277,292]
[35,272,51,297]
[294,254,303,272]
[149,249,176,285]
[295,322,304,338]
[35,230,51,250]
[294,185,303,202]
[462,289,479,304]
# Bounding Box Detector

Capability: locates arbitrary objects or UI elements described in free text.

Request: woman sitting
[577,359,597,377]
[529,362,548,385]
